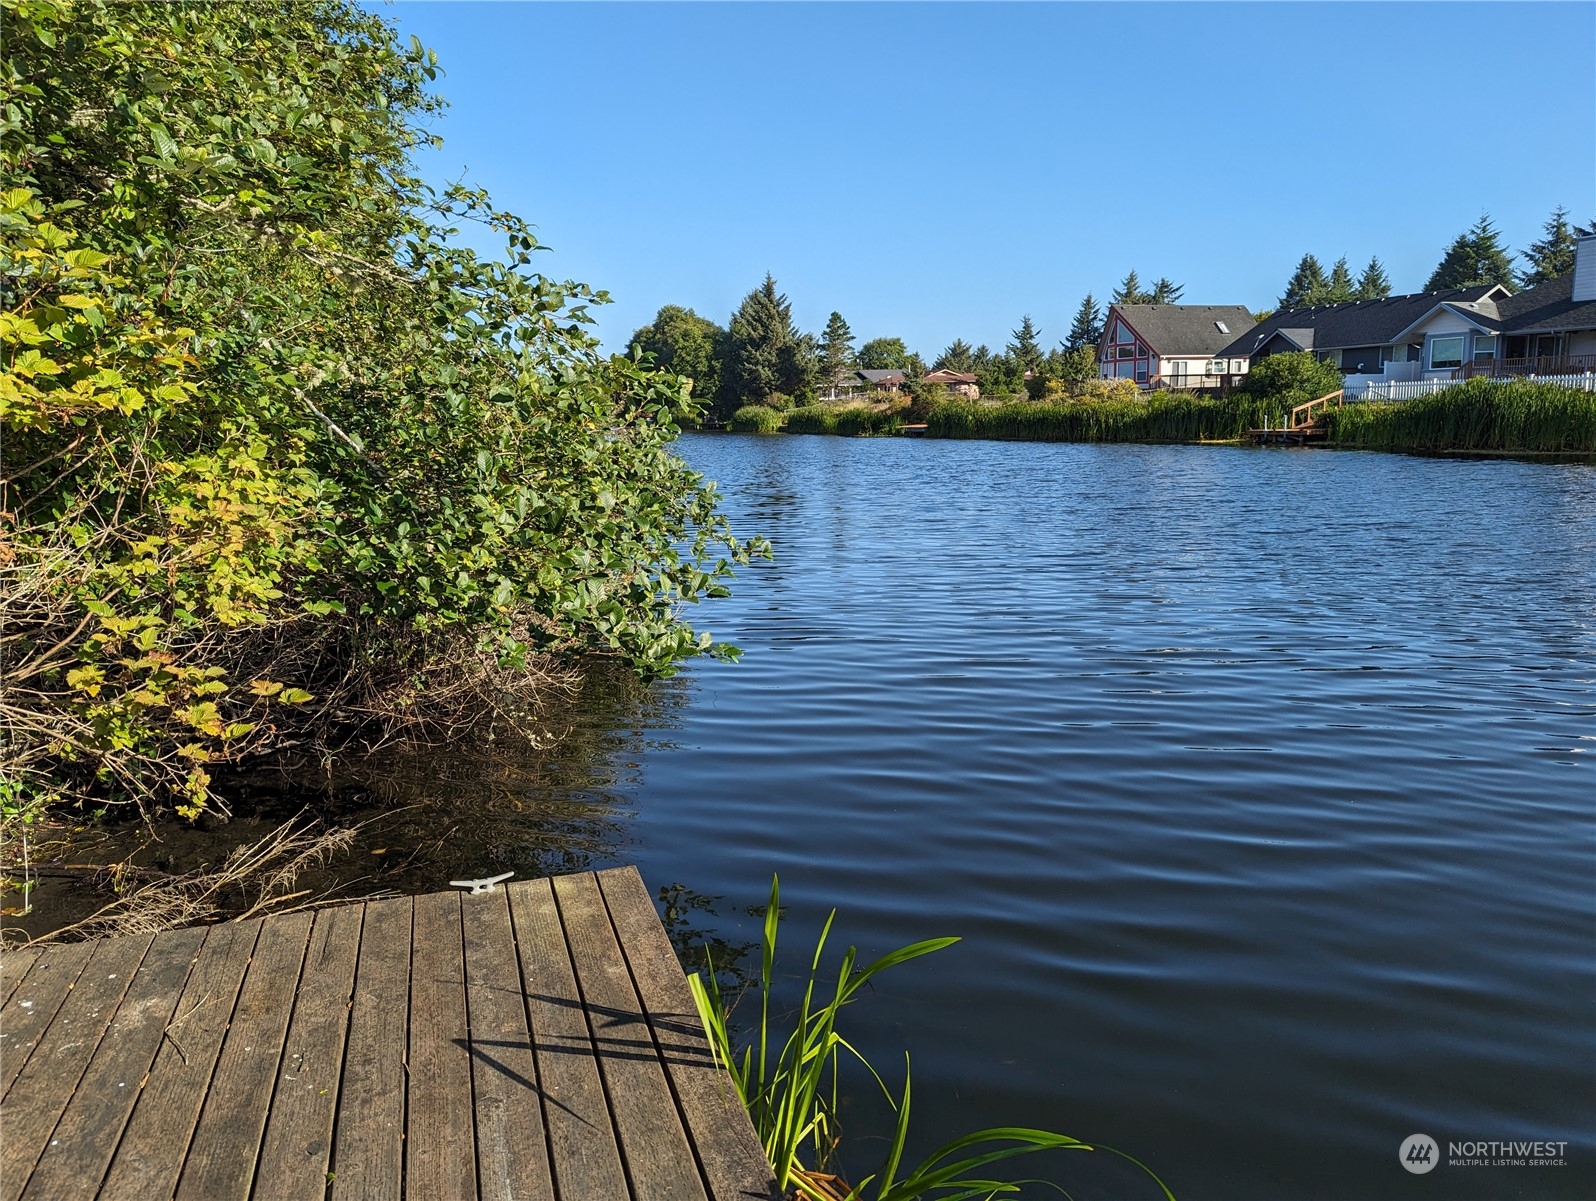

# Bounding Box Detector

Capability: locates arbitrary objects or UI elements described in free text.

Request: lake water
[75,434,1588,1199]
[624,435,1595,1200]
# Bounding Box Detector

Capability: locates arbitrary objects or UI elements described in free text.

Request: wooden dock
[0,867,778,1201]
[1246,423,1327,445]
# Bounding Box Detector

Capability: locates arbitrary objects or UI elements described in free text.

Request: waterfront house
[1220,235,1596,388]
[1097,304,1258,389]
[921,368,980,399]
[1400,233,1596,379]
[1215,285,1509,387]
[857,368,907,394]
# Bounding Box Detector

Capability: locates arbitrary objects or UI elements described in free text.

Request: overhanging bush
[0,0,762,819]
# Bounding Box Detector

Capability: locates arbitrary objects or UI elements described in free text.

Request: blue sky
[382,1,1596,356]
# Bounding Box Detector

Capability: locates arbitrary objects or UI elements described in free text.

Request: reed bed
[1326,379,1596,453]
[730,405,784,433]
[784,405,906,436]
[925,394,1285,443]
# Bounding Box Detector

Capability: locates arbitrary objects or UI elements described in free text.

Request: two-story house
[1097,305,1257,389]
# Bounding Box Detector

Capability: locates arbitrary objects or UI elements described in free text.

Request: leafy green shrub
[731,405,784,433]
[1,0,762,819]
[1326,379,1596,452]
[1236,351,1343,410]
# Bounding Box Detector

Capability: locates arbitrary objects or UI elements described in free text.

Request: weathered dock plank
[462,885,555,1201]
[0,946,45,1010]
[328,896,411,1201]
[253,902,362,1201]
[406,890,478,1201]
[509,875,631,1199]
[0,939,95,1098]
[556,870,708,1201]
[174,911,314,1201]
[0,867,777,1200]
[0,933,151,1201]
[99,920,263,1201]
[599,867,781,1201]
[20,927,205,1201]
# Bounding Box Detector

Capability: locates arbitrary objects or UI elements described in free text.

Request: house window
[1135,363,1148,383]
[1429,335,1465,370]
[1472,335,1498,365]
[1171,361,1188,382]
[1116,344,1136,359]
[1115,361,1134,378]
[1115,324,1136,343]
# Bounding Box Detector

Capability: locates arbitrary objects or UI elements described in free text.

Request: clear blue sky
[380,1,1596,356]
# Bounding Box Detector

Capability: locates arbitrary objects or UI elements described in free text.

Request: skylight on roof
[1215,320,1229,334]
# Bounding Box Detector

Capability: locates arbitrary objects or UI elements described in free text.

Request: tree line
[635,205,1593,419]
[1276,207,1593,311]
[632,265,1196,416]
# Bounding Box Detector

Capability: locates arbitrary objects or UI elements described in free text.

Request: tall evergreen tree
[819,311,856,383]
[1279,254,1329,310]
[1149,277,1185,304]
[1355,257,1391,300]
[934,338,975,371]
[1113,270,1154,305]
[1007,315,1043,373]
[727,273,801,403]
[1519,206,1579,288]
[1325,257,1356,303]
[1065,293,1103,351]
[1424,215,1516,290]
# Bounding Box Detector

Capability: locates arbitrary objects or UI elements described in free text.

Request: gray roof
[1494,273,1596,335]
[856,368,905,384]
[1112,305,1257,356]
[1218,285,1503,358]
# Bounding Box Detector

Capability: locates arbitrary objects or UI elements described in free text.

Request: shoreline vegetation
[724,374,1596,457]
[1,0,765,847]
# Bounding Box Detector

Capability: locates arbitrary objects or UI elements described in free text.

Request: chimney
[1574,234,1596,301]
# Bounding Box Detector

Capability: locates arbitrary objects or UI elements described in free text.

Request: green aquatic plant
[924,393,1278,444]
[687,876,1176,1201]
[1324,379,1596,453]
[731,404,785,433]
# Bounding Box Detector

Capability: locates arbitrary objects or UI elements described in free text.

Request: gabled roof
[1271,328,1315,351]
[1494,273,1596,335]
[856,368,905,384]
[922,368,977,384]
[1109,305,1257,356]
[1219,285,1505,358]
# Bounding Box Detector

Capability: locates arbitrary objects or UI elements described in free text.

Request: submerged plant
[687,876,1176,1201]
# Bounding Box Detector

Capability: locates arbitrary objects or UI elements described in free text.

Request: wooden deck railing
[1290,389,1343,428]
[1459,354,1596,380]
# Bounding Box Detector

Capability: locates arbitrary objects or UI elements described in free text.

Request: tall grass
[688,876,1176,1201]
[925,394,1286,443]
[731,405,785,433]
[1326,379,1596,453]
[785,405,906,436]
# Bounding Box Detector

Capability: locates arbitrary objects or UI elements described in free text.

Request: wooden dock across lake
[0,867,779,1201]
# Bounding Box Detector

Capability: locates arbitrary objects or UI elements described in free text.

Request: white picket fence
[1346,373,1596,402]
